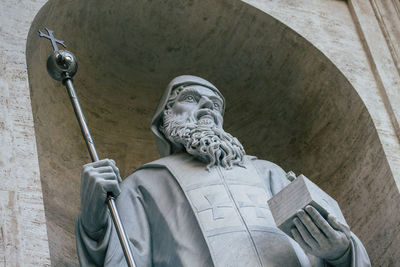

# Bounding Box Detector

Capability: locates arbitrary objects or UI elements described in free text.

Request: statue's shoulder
[248,156,291,192]
[136,153,193,170]
[246,155,287,176]
[134,154,287,179]
[122,155,181,186]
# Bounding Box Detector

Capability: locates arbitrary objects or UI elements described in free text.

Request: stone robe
[76,153,370,266]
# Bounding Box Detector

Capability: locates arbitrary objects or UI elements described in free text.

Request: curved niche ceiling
[27,0,396,265]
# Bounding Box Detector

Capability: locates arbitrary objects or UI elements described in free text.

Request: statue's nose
[198,96,214,109]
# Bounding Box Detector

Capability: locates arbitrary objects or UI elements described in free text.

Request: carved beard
[160,110,246,170]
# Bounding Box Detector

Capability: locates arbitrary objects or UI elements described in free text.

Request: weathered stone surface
[237,1,400,265]
[24,0,400,265]
[0,0,397,265]
[0,0,50,266]
[368,0,400,74]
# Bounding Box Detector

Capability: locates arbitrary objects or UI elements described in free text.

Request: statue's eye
[213,102,220,109]
[184,95,195,102]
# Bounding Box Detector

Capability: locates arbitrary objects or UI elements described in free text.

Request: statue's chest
[156,155,305,267]
[182,163,277,236]
[146,154,306,267]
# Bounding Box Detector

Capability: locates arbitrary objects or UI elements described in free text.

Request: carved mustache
[195,109,219,125]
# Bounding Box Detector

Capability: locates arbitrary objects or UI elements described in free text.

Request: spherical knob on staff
[46,50,78,81]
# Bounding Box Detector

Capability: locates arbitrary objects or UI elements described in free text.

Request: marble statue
[75,75,371,266]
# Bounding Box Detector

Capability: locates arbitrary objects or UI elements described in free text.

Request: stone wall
[1,0,400,265]
[0,0,50,266]
[244,1,400,264]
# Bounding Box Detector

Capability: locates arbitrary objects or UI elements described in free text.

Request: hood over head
[151,75,225,157]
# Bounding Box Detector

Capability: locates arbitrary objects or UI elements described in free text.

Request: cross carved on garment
[199,193,269,220]
[238,194,269,218]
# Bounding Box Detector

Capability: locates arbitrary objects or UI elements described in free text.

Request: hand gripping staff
[39,28,137,267]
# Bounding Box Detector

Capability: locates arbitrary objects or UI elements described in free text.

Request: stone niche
[26,0,399,265]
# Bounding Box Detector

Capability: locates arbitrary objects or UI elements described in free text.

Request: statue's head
[151,75,245,169]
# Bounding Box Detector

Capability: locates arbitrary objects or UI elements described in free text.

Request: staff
[39,28,137,267]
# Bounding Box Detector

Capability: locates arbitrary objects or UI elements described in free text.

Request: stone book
[268,174,348,238]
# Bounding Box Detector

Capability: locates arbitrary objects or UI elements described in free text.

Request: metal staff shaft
[64,79,137,267]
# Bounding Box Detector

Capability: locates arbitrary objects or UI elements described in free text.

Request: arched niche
[26,0,398,265]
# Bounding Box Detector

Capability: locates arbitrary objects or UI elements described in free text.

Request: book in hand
[268,174,348,238]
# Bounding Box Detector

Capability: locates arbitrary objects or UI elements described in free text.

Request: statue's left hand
[291,205,351,262]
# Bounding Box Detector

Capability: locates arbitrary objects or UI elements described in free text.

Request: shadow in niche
[26,0,397,265]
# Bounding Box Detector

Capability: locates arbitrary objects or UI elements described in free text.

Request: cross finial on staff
[38,28,67,51]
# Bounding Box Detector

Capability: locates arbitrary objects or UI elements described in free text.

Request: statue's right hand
[80,159,122,234]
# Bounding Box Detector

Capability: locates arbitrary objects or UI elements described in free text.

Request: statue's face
[169,85,224,128]
[161,84,245,169]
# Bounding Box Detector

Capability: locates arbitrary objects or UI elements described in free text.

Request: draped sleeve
[75,166,212,267]
[75,170,153,267]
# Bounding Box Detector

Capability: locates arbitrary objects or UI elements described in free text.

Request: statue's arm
[291,206,352,266]
[289,201,371,266]
[75,160,152,267]
[310,227,371,267]
[75,212,114,266]
[253,159,370,267]
[75,159,121,266]
[288,191,371,266]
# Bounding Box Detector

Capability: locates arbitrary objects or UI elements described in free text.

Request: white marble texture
[0,0,50,266]
[1,0,399,265]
